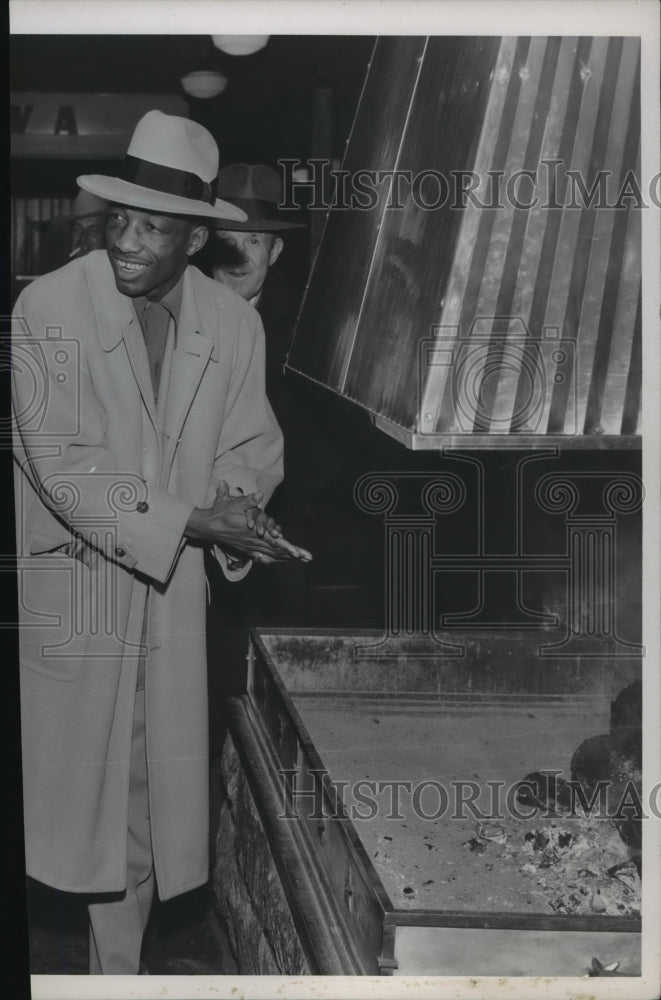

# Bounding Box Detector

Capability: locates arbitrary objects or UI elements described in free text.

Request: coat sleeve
[210,304,285,581]
[12,287,194,586]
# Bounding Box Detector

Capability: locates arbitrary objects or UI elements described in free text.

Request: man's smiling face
[105,205,208,300]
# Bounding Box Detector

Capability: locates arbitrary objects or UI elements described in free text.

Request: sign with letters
[11,92,188,157]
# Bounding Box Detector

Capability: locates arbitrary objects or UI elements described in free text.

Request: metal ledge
[374,416,643,451]
[225,694,379,975]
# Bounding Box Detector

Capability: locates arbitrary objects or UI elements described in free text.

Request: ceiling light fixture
[211,35,269,56]
[180,69,228,99]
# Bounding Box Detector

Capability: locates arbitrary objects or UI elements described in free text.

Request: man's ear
[269,236,284,267]
[187,224,209,257]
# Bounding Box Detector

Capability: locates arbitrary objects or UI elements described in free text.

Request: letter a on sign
[54,106,78,135]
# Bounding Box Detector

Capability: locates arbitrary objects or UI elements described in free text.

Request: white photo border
[9,2,661,999]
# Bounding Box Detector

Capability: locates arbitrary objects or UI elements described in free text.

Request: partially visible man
[41,190,109,274]
[206,162,297,306]
[205,164,340,620]
[207,164,317,514]
[12,112,310,975]
[68,190,108,258]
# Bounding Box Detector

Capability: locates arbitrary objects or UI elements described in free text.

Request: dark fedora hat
[213,163,306,231]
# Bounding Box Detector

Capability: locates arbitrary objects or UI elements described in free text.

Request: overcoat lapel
[161,269,216,477]
[85,252,159,432]
[85,254,219,479]
[123,319,159,431]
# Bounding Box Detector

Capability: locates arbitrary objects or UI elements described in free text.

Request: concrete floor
[26,879,237,976]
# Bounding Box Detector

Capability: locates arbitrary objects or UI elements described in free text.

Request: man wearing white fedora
[12,111,310,974]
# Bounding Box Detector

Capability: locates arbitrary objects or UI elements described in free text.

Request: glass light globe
[180,70,228,99]
[211,35,269,56]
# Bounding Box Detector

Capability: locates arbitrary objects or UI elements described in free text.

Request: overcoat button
[136,501,149,513]
[115,547,126,558]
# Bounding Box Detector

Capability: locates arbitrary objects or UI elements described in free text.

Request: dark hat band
[120,155,217,205]
[212,195,307,231]
[221,196,287,221]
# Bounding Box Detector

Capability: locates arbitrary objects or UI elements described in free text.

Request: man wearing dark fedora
[12,113,310,974]
[40,190,109,275]
[206,162,305,307]
[204,164,342,622]
[208,164,315,515]
[68,190,109,259]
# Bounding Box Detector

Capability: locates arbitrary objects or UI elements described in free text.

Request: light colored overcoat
[12,250,283,899]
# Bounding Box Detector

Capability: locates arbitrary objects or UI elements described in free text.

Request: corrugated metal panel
[288,36,429,392]
[342,36,502,419]
[288,36,642,449]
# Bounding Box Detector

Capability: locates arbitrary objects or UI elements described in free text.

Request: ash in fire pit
[514,813,641,916]
[506,680,643,916]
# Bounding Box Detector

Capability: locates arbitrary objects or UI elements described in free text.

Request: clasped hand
[184,480,312,564]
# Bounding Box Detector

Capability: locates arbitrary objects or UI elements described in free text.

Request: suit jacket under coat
[12,250,283,899]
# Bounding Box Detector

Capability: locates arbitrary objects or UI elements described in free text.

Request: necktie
[139,300,174,406]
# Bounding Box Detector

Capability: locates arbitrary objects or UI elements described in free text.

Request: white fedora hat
[77,110,247,222]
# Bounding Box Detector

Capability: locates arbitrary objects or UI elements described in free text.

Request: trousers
[87,684,154,974]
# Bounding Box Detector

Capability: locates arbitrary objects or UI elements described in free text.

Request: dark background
[10,34,376,330]
[11,34,375,193]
